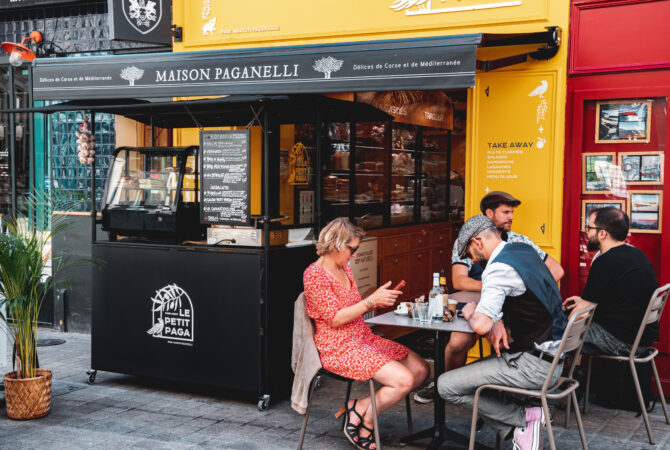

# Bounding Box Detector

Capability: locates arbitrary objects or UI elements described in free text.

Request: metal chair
[297,368,413,450]
[582,284,670,445]
[468,304,597,450]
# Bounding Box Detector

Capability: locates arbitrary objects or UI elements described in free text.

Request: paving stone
[4,328,670,449]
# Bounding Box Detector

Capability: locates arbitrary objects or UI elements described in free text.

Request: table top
[366,311,474,333]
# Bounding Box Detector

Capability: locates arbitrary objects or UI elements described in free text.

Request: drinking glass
[417,303,430,323]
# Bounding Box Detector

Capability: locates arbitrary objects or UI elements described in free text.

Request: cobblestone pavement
[1,329,669,449]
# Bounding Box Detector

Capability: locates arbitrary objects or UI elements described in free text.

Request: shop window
[50,110,116,211]
[579,98,667,291]
[278,123,316,226]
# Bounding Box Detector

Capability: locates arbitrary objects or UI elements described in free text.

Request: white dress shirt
[475,241,561,355]
[475,241,526,322]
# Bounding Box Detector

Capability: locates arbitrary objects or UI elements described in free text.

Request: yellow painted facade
[170,0,569,259]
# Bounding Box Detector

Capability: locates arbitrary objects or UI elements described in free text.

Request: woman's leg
[346,352,428,447]
[397,350,431,390]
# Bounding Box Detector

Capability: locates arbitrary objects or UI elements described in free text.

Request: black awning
[32,34,481,101]
[0,94,394,128]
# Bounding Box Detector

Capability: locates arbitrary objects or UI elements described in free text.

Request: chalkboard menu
[200,130,250,225]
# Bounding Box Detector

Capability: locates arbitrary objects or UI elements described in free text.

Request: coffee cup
[396,303,409,314]
[447,299,458,314]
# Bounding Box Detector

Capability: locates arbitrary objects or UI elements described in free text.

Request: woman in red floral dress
[303,218,429,449]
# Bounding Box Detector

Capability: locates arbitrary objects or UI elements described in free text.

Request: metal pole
[314,108,322,232]
[261,107,271,401]
[8,67,16,218]
[27,66,35,228]
[90,112,96,243]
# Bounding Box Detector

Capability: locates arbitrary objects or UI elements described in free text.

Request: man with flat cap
[415,191,564,403]
[436,215,567,450]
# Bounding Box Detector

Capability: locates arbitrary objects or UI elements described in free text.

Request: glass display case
[420,128,449,222]
[102,146,205,242]
[354,122,388,228]
[321,120,450,229]
[391,123,417,225]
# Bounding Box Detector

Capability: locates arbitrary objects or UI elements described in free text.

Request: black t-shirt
[582,245,658,346]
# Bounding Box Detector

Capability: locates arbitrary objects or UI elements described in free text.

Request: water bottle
[428,273,443,322]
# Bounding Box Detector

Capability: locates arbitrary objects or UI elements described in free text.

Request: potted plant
[0,192,81,419]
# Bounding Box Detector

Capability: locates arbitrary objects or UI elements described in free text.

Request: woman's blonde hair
[316,217,365,256]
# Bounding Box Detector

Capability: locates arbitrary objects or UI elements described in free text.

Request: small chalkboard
[200,130,250,225]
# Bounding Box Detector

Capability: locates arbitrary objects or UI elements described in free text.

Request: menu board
[200,130,250,225]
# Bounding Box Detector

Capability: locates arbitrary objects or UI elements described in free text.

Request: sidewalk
[1,329,669,449]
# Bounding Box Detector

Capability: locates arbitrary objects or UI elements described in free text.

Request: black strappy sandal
[356,423,377,450]
[340,399,364,448]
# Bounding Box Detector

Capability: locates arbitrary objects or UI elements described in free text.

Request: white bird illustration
[389,0,430,11]
[528,80,548,98]
[146,318,164,336]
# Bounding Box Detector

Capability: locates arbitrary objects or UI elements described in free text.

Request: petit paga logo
[146,283,194,345]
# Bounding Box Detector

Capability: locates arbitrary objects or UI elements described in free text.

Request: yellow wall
[171,0,569,259]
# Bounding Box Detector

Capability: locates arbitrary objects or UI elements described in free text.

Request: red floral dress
[303,262,410,380]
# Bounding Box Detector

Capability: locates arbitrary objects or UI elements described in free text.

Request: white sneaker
[512,407,545,450]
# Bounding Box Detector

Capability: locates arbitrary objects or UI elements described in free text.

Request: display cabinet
[101,146,205,242]
[322,121,450,229]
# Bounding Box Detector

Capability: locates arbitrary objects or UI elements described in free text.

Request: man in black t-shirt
[564,207,658,354]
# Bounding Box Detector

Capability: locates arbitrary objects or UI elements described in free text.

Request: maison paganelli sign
[31,35,479,100]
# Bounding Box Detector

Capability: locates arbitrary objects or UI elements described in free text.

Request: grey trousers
[581,321,640,356]
[437,351,560,435]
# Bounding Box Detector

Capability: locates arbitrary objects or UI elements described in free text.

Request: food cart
[65,94,391,410]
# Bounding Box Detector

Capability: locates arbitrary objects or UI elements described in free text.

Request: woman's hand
[366,281,403,309]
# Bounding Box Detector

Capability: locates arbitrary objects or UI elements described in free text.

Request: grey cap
[456,215,496,258]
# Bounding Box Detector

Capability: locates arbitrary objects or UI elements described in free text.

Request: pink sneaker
[512,407,545,450]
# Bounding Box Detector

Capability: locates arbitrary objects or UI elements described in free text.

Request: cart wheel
[314,375,322,391]
[86,369,97,385]
[257,394,270,411]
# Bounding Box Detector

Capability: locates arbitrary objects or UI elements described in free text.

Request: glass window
[278,123,316,226]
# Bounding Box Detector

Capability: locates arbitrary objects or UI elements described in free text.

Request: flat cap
[480,191,521,213]
[456,215,496,258]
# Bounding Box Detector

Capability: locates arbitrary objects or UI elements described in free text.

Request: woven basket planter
[4,368,52,420]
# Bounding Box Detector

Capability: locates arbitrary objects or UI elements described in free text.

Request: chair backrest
[630,283,670,355]
[542,304,597,392]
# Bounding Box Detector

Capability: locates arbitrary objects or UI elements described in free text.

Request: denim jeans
[437,351,560,435]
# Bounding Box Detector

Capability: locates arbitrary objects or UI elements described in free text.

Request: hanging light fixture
[1,31,43,67]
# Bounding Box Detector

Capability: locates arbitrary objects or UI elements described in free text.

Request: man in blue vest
[436,215,567,450]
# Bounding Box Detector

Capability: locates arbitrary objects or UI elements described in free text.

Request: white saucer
[394,310,409,316]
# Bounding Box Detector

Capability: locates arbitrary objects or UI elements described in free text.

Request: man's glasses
[346,244,360,255]
[585,225,604,232]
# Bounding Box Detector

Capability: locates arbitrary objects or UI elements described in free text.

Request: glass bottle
[439,269,447,293]
[429,272,443,321]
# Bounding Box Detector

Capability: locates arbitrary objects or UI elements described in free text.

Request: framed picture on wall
[581,200,625,232]
[627,190,663,234]
[595,100,652,144]
[618,151,664,185]
[582,152,616,194]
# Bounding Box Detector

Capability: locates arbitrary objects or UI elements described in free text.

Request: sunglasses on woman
[346,244,360,255]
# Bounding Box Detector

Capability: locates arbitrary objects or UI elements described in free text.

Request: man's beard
[472,248,489,269]
[587,234,600,252]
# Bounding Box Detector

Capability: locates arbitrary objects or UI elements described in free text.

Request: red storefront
[563,0,670,389]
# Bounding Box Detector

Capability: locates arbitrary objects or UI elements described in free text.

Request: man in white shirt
[436,215,567,450]
[415,191,564,404]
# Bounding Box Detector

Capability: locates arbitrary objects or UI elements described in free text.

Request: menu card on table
[199,130,250,225]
